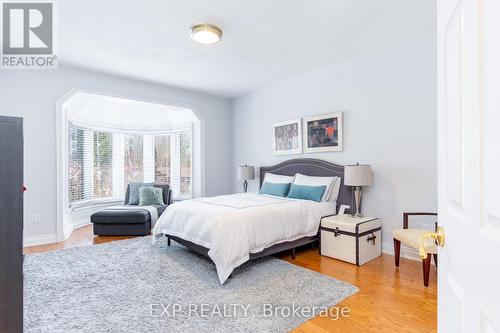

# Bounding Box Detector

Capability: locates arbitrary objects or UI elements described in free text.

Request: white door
[438,0,500,332]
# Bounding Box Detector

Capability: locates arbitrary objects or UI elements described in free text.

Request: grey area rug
[24,236,358,333]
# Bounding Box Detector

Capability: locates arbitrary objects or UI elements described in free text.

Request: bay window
[68,122,192,206]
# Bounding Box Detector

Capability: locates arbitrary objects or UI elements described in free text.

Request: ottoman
[91,207,153,236]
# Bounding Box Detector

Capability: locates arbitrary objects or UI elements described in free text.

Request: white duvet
[152,193,336,284]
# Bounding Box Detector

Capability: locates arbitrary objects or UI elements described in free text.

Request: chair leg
[393,238,401,267]
[291,248,296,260]
[433,254,438,268]
[422,253,432,287]
[167,237,171,247]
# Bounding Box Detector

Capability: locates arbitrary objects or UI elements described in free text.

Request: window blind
[93,131,113,198]
[68,125,87,203]
[153,135,171,185]
[179,131,192,197]
[143,135,155,183]
[69,123,115,204]
[124,134,143,190]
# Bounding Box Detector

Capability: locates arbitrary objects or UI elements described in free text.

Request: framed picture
[303,112,343,153]
[273,118,302,155]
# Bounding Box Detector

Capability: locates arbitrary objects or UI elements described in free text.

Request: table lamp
[344,163,373,217]
[237,165,255,193]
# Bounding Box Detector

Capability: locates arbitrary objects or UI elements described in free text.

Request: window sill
[70,198,124,212]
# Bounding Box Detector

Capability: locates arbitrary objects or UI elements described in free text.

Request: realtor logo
[1,1,57,69]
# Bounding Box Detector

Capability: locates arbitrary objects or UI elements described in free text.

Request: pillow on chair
[154,184,171,205]
[139,187,165,206]
[126,182,154,205]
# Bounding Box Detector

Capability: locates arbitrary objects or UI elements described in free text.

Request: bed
[152,158,353,283]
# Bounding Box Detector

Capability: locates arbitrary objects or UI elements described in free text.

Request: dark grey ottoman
[91,208,153,236]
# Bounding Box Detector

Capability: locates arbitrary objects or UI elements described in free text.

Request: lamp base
[352,186,363,217]
[243,180,248,193]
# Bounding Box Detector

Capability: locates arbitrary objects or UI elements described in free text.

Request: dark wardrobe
[0,116,24,333]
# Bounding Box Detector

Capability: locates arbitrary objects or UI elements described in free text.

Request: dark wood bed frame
[166,158,353,261]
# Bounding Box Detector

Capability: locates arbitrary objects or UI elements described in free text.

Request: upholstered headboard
[259,158,352,214]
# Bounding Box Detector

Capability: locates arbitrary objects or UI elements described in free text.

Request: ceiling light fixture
[190,23,222,45]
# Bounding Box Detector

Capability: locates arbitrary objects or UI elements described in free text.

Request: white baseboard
[381,241,437,266]
[24,219,90,248]
[63,218,91,240]
[73,218,91,230]
[23,234,58,247]
[382,241,421,262]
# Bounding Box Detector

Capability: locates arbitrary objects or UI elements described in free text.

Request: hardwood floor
[283,251,437,333]
[24,225,437,332]
[23,226,135,255]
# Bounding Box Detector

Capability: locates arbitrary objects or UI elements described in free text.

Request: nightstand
[320,214,382,265]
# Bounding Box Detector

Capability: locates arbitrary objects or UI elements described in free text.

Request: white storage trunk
[320,215,382,265]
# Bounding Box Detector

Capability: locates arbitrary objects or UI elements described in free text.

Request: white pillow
[328,176,341,203]
[263,172,295,184]
[292,173,338,202]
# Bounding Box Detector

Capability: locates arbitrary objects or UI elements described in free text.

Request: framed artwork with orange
[303,112,343,153]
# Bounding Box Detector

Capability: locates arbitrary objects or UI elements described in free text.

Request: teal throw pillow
[287,184,326,202]
[259,182,291,197]
[127,182,154,205]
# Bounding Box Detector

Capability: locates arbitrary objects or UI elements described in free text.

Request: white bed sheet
[152,193,336,284]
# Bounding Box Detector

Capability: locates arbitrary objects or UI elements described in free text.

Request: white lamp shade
[237,165,255,180]
[344,164,373,186]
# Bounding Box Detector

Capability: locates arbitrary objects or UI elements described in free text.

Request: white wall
[232,38,437,256]
[0,66,233,243]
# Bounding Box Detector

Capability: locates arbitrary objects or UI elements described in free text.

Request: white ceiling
[65,92,198,131]
[59,0,435,98]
